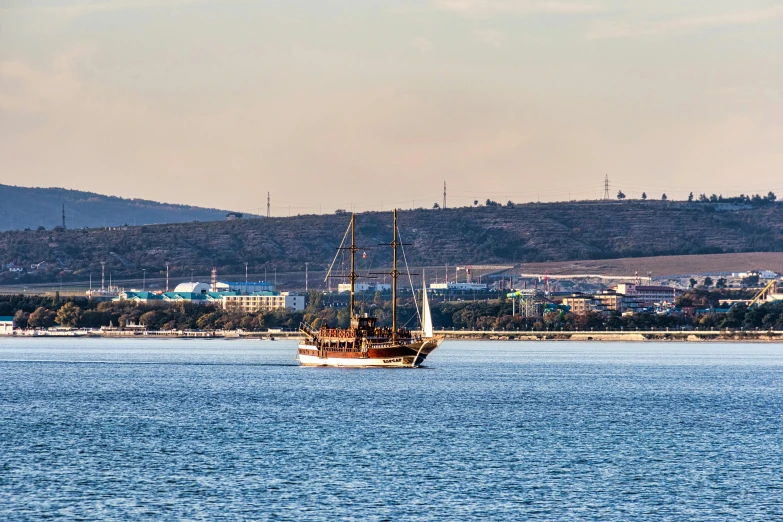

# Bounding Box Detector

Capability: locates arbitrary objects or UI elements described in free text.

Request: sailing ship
[298,209,443,367]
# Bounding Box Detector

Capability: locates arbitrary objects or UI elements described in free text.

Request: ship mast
[391,208,399,342]
[349,213,358,318]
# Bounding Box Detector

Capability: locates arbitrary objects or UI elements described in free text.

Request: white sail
[422,275,433,338]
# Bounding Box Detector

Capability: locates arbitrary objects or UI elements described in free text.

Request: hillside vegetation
[0,184,251,231]
[1,200,782,284]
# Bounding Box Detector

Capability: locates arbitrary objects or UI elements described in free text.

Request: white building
[222,281,275,294]
[174,281,275,295]
[0,316,14,335]
[429,282,488,291]
[222,292,304,313]
[732,270,779,280]
[337,283,391,293]
[174,282,212,294]
[614,284,678,304]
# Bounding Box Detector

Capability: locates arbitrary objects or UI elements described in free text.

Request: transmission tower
[603,176,610,200]
[443,181,447,209]
[267,192,270,218]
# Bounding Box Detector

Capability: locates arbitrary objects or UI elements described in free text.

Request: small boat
[298,209,443,367]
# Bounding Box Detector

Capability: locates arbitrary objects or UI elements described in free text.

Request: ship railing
[299,321,318,338]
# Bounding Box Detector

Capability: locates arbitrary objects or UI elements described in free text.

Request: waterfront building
[0,316,14,335]
[173,282,212,294]
[614,284,679,305]
[429,282,488,291]
[114,291,160,303]
[222,291,304,312]
[337,283,391,293]
[561,291,633,314]
[114,291,235,304]
[222,281,275,294]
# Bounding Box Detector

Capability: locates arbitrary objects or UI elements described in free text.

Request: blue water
[1,339,782,520]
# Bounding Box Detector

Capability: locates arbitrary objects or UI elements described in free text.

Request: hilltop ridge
[1,199,782,284]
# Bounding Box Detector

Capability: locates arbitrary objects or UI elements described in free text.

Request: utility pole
[305,262,309,292]
[101,262,106,292]
[142,269,146,291]
[267,192,270,218]
[245,262,249,284]
[166,263,169,292]
[274,268,277,289]
[61,204,66,229]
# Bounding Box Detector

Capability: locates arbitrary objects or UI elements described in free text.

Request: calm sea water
[1,339,782,521]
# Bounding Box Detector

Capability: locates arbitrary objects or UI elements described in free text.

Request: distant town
[1,263,782,339]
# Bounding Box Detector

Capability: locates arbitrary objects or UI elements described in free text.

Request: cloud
[411,36,435,52]
[0,0,248,15]
[473,28,505,47]
[434,0,601,16]
[588,5,783,39]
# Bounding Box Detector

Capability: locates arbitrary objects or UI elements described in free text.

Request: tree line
[3,288,783,332]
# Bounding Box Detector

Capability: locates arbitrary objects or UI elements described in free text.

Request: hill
[0,184,254,231]
[1,200,782,284]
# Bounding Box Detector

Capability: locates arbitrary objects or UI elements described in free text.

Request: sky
[1,0,782,215]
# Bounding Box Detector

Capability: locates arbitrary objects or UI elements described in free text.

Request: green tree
[661,193,668,201]
[689,278,698,288]
[742,274,760,287]
[703,276,713,288]
[28,307,55,328]
[688,192,694,202]
[139,310,159,328]
[13,310,29,329]
[617,191,626,200]
[432,202,440,209]
[641,192,647,200]
[716,278,728,289]
[55,302,82,328]
[305,290,323,313]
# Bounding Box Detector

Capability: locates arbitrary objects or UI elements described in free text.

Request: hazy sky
[1,0,782,214]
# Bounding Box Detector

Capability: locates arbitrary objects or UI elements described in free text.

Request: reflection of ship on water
[298,209,443,367]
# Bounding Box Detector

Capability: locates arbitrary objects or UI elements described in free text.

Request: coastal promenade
[437,329,783,341]
[5,328,783,341]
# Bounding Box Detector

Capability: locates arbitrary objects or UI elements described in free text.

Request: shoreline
[3,329,783,342]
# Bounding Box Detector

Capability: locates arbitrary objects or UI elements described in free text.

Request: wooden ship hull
[297,337,442,367]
